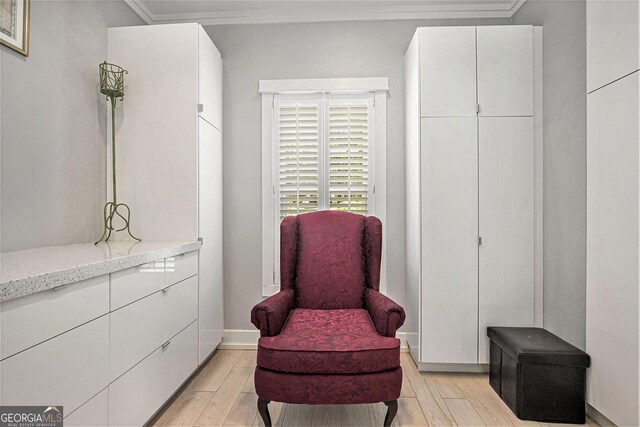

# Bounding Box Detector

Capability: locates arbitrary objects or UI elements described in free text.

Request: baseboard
[416,362,489,373]
[397,332,408,350]
[219,329,261,349]
[219,329,409,352]
[586,404,617,426]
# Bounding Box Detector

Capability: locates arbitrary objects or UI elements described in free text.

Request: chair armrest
[365,288,406,338]
[251,289,295,337]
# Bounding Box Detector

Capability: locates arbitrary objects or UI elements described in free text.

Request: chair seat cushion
[257,309,400,374]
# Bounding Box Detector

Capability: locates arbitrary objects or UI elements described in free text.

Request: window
[276,93,373,219]
[260,78,388,296]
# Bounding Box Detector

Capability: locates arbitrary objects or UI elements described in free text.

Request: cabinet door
[1,316,109,414]
[111,262,165,311]
[587,0,639,92]
[198,119,224,363]
[421,117,478,364]
[586,73,639,427]
[420,27,477,117]
[64,388,108,427]
[109,321,198,427]
[477,26,533,117]
[199,26,223,130]
[110,276,198,382]
[478,117,534,363]
[1,275,108,359]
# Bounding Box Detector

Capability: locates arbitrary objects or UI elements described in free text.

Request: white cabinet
[405,26,541,368]
[110,261,165,310]
[198,118,224,363]
[586,68,639,425]
[0,316,109,414]
[586,0,639,92]
[108,23,224,364]
[110,275,198,381]
[165,250,198,287]
[109,321,198,427]
[0,246,201,427]
[477,26,533,117]
[1,275,108,359]
[64,388,108,427]
[420,117,478,364]
[198,26,223,130]
[419,25,534,118]
[478,117,534,363]
[586,4,640,424]
[420,27,477,117]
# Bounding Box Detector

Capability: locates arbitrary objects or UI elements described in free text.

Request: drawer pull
[161,340,171,349]
[51,284,69,291]
[161,287,171,294]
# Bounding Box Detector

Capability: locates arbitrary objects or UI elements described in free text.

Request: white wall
[204,18,511,332]
[513,0,587,349]
[0,1,144,252]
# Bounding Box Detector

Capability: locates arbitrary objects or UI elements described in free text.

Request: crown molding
[125,0,526,26]
[123,0,153,24]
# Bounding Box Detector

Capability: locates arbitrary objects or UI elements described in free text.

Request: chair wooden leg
[383,400,398,427]
[257,397,272,427]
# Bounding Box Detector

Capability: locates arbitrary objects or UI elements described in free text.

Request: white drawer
[109,321,198,427]
[110,260,165,310]
[0,316,109,414]
[64,388,108,427]
[110,275,198,381]
[1,275,109,360]
[165,250,198,286]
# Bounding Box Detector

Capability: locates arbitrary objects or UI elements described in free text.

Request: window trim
[260,78,389,297]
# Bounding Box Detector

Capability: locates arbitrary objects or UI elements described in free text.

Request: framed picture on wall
[0,0,29,56]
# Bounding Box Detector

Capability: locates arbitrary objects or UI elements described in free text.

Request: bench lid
[487,327,590,368]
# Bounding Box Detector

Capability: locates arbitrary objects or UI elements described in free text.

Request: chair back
[279,210,382,309]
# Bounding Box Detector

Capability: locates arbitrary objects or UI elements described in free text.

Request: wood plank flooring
[151,350,599,427]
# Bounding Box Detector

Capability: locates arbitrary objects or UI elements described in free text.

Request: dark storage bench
[487,327,590,424]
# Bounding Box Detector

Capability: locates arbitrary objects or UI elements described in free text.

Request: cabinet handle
[161,287,171,294]
[161,340,171,349]
[51,284,69,291]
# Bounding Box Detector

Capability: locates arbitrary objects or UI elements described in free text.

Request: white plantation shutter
[276,97,320,220]
[328,100,372,214]
[274,94,374,221]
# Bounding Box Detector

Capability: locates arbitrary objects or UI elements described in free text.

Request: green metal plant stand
[96,62,141,244]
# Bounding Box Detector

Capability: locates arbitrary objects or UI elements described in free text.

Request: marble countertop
[0,240,201,302]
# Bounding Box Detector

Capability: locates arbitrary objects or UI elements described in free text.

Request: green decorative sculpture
[95,61,141,244]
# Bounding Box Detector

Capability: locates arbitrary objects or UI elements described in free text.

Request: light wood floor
[151,350,599,427]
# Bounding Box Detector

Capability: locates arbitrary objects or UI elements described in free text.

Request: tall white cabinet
[108,23,224,364]
[405,25,542,368]
[586,2,639,425]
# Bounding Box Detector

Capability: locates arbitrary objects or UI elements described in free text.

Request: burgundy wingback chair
[251,211,406,427]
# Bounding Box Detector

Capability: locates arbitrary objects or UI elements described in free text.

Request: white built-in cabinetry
[586,2,639,425]
[0,247,199,426]
[405,25,542,368]
[108,23,224,364]
[1,23,224,427]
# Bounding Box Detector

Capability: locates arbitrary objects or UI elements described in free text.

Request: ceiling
[125,0,526,26]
